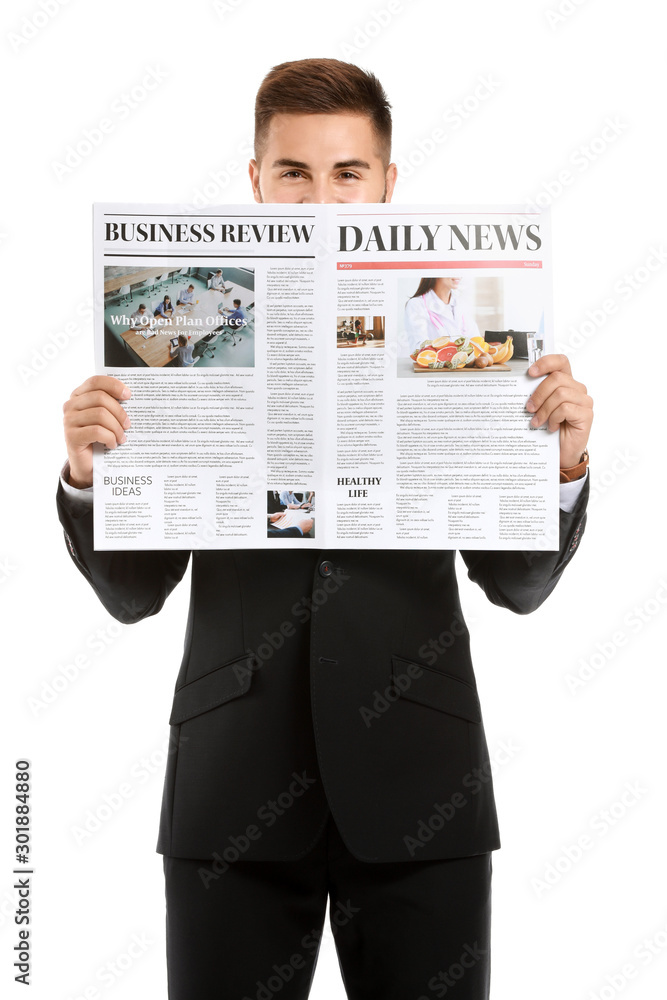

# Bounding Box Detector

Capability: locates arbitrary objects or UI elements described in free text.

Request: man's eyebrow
[333,159,371,170]
[271,158,309,170]
[270,158,372,171]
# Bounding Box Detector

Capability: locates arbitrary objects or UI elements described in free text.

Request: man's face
[249,113,397,205]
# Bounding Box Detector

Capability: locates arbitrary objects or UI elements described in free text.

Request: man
[176,283,196,307]
[218,296,246,327]
[214,297,246,346]
[210,268,226,292]
[169,332,196,368]
[58,59,593,999]
[128,302,154,329]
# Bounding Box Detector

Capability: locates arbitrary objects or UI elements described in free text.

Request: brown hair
[255,58,392,165]
[178,334,187,347]
[410,278,438,298]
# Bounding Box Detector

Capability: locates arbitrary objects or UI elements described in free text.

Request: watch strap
[560,449,589,483]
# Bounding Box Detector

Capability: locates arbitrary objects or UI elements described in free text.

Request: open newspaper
[92,203,558,551]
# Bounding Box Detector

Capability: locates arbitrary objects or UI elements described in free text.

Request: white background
[2,1,665,998]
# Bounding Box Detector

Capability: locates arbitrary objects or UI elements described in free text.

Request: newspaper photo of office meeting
[102,265,255,368]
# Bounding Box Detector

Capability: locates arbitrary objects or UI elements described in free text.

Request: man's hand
[525,354,593,469]
[63,376,131,489]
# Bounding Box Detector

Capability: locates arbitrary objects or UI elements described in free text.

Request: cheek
[340,183,386,204]
[259,180,301,203]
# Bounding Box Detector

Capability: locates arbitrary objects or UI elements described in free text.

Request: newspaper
[92,203,558,551]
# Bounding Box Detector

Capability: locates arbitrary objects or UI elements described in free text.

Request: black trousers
[163,811,493,999]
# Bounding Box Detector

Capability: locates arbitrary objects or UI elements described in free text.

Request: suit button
[319,560,333,578]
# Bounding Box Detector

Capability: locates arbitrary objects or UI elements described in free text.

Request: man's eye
[282,171,304,179]
[338,172,359,180]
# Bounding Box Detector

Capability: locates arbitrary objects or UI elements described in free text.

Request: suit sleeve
[56,479,191,624]
[459,473,589,615]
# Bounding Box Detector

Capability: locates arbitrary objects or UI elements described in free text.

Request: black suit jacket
[57,478,588,863]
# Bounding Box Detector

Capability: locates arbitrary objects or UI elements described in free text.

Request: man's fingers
[527,353,572,378]
[531,399,594,432]
[62,377,131,488]
[530,386,594,426]
[64,405,127,446]
[546,402,594,434]
[67,423,123,453]
[64,389,131,430]
[527,376,592,416]
[70,375,131,400]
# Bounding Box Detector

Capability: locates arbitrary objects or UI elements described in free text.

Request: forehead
[263,112,384,164]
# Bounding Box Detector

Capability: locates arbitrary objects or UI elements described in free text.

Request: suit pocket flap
[169,653,256,725]
[391,655,481,723]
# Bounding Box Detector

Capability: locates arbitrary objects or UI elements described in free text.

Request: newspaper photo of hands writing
[267,489,315,539]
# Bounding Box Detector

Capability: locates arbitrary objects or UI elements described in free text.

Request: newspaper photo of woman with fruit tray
[397,273,539,378]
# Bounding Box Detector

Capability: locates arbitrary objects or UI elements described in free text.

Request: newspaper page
[92,203,558,551]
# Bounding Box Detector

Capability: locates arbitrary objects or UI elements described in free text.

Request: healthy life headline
[104,221,542,253]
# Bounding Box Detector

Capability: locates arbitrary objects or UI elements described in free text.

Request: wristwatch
[560,449,589,483]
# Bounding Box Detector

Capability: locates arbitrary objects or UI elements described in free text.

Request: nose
[301,176,333,204]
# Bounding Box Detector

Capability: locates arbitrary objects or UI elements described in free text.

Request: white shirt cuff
[60,460,93,508]
[558,468,588,513]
